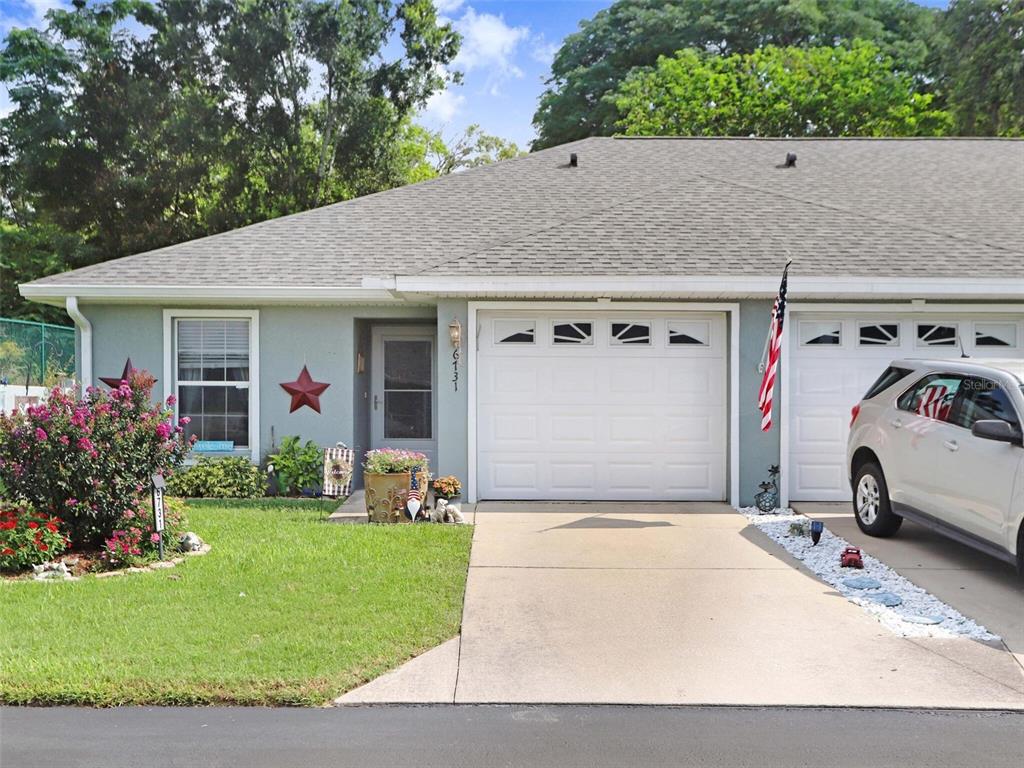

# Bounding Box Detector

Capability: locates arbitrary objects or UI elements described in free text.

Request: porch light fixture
[448,317,462,349]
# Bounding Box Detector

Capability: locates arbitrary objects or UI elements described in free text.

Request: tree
[612,42,951,138]
[0,0,461,318]
[942,0,1024,136]
[532,0,944,148]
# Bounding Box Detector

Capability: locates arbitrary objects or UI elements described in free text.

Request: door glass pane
[384,341,431,390]
[385,391,432,439]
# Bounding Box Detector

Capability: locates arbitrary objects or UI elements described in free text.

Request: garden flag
[406,467,423,520]
[757,261,791,432]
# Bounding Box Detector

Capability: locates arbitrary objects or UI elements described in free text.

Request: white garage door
[476,311,728,500]
[789,313,1024,501]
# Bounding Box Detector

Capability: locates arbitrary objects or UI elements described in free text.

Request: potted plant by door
[432,475,461,503]
[363,449,430,524]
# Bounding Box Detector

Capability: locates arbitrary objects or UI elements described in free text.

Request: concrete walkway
[338,502,1024,707]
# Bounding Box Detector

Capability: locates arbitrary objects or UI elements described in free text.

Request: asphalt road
[3,705,1024,768]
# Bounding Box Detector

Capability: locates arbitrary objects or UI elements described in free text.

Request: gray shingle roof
[22,137,1024,292]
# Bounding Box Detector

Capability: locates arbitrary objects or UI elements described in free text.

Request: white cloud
[452,7,529,82]
[422,86,465,124]
[434,0,466,15]
[530,38,560,67]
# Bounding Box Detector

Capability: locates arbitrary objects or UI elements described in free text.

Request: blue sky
[1,0,950,149]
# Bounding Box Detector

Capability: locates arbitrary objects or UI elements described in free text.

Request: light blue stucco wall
[76,298,778,503]
[737,300,779,506]
[435,299,469,484]
[79,303,435,467]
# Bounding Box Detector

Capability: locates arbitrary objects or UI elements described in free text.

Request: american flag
[757,262,791,432]
[406,467,422,519]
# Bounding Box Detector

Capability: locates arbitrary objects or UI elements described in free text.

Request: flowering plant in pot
[362,449,430,524]
[432,475,461,501]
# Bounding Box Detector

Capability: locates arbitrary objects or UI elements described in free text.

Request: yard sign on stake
[152,473,166,560]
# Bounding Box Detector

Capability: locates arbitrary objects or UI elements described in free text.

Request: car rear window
[863,366,913,400]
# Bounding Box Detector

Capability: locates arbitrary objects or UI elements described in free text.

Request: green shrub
[268,436,322,496]
[166,456,266,498]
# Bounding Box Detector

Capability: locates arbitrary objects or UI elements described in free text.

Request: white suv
[847,359,1024,572]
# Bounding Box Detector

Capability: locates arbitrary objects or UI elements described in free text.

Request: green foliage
[0,501,68,572]
[942,0,1024,136]
[533,0,944,148]
[0,0,461,319]
[268,436,322,496]
[166,456,266,499]
[613,42,952,137]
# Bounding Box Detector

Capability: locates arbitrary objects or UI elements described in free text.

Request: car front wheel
[853,462,902,537]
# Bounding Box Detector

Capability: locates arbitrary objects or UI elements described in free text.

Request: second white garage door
[476,311,728,501]
[789,312,1024,501]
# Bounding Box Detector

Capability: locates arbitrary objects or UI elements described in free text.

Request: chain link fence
[0,317,76,389]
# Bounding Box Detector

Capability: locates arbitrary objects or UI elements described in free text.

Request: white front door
[370,326,437,472]
[476,311,728,501]
[788,313,1024,501]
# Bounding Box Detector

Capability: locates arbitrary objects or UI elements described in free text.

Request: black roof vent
[780,152,797,168]
[569,152,578,167]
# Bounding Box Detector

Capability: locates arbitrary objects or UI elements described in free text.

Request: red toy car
[840,547,864,569]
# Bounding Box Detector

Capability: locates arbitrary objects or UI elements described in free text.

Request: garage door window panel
[553,322,593,345]
[494,320,536,344]
[610,322,651,345]
[858,323,899,346]
[974,323,1017,348]
[916,323,958,348]
[800,322,841,346]
[667,321,709,347]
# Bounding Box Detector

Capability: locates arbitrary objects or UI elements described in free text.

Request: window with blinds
[175,319,250,448]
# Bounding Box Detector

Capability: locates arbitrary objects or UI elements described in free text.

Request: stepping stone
[843,576,882,590]
[866,591,903,607]
[902,614,944,625]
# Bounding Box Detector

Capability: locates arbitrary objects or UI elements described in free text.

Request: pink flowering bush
[0,369,193,547]
[363,449,430,475]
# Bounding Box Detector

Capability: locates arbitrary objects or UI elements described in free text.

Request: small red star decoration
[280,365,330,413]
[100,358,149,388]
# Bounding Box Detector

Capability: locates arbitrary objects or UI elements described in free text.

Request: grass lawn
[0,499,473,706]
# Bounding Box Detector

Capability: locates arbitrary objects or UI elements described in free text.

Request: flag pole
[758,258,793,373]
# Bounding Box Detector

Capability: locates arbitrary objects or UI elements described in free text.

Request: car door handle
[943,440,958,452]
[890,418,902,429]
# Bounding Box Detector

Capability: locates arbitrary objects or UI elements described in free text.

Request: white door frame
[370,325,438,469]
[467,301,741,505]
[780,302,1024,507]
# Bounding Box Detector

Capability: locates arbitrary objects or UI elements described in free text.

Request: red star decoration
[280,365,330,413]
[100,358,151,388]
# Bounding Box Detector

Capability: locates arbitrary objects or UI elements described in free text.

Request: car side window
[951,378,1021,431]
[897,374,963,423]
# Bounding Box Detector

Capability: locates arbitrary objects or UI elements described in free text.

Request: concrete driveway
[339,502,1024,707]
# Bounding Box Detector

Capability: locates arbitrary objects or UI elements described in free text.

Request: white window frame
[163,309,260,463]
[915,321,960,349]
[857,321,900,347]
[550,319,595,346]
[799,320,843,347]
[609,320,652,346]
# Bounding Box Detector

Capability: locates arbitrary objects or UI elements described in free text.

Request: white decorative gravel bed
[739,508,998,642]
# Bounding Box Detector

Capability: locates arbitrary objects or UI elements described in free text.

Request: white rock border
[7,543,211,583]
[739,507,998,642]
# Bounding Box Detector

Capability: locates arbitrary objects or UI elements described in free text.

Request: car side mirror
[971,419,1022,445]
